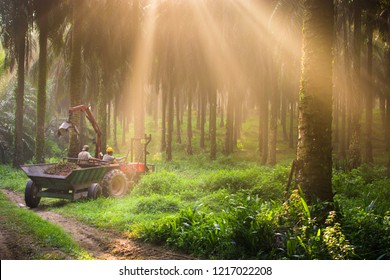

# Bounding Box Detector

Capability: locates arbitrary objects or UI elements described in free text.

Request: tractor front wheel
[25,180,41,208]
[101,169,128,197]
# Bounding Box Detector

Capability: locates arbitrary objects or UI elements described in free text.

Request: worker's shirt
[78,151,92,164]
[102,154,115,163]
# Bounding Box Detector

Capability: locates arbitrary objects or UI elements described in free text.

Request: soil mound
[44,162,80,176]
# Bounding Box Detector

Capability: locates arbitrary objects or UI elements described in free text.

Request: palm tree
[33,0,49,163]
[33,0,65,163]
[0,0,33,166]
[68,0,84,158]
[348,0,363,169]
[296,0,334,202]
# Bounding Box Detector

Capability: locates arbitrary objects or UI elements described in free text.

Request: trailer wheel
[101,169,128,197]
[87,183,102,200]
[25,180,41,208]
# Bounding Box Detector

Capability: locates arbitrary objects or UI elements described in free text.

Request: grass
[0,191,91,259]
[0,165,28,192]
[1,151,390,259]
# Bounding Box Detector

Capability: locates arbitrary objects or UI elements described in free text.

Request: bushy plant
[203,166,287,201]
[333,169,366,198]
[198,189,231,212]
[277,190,355,260]
[334,166,390,215]
[322,211,355,260]
[223,192,280,258]
[132,171,185,196]
[277,190,321,259]
[204,168,261,192]
[135,194,181,214]
[341,208,390,259]
[138,192,281,259]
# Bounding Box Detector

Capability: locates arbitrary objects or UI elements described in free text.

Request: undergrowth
[1,162,389,260]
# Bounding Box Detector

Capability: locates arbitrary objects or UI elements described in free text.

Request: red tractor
[21,105,154,208]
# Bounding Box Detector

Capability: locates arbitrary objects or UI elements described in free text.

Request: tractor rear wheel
[101,169,128,197]
[25,180,41,208]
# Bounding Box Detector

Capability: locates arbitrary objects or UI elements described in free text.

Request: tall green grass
[1,159,389,260]
[0,165,28,191]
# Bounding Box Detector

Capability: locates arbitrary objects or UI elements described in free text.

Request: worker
[78,145,93,165]
[103,147,117,163]
[103,146,125,163]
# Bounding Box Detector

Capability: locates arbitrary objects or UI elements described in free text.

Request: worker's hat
[106,147,113,153]
[82,145,89,151]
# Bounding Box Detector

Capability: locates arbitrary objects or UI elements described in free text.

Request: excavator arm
[58,105,102,159]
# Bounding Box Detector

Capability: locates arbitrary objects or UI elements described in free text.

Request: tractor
[21,105,154,208]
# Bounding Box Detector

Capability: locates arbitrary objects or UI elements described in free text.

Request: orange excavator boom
[58,105,101,159]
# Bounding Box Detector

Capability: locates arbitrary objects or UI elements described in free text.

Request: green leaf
[300,197,311,219]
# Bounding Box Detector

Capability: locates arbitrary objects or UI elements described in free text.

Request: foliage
[0,79,36,163]
[1,162,390,260]
[277,190,355,260]
[138,195,280,259]
[333,165,390,215]
[338,207,390,259]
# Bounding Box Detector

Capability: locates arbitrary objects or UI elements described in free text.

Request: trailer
[21,162,113,208]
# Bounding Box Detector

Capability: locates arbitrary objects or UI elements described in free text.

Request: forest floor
[0,189,194,260]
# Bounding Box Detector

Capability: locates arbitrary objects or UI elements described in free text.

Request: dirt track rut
[0,189,193,260]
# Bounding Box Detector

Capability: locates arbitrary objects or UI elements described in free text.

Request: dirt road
[0,189,193,260]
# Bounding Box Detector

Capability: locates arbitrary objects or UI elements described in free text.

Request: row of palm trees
[1,0,390,201]
[1,0,67,165]
[1,0,281,165]
[1,0,139,165]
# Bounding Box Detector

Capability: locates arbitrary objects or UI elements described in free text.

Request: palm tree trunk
[107,101,111,140]
[281,95,288,142]
[166,85,174,161]
[200,91,206,149]
[289,101,294,149]
[219,93,225,128]
[210,88,217,160]
[296,0,334,202]
[339,13,350,160]
[113,95,118,149]
[233,96,242,147]
[187,92,193,155]
[348,2,362,169]
[175,93,182,144]
[338,88,347,160]
[98,77,107,156]
[161,85,167,152]
[267,81,278,165]
[365,15,374,164]
[35,12,48,164]
[68,2,82,158]
[386,13,390,176]
[224,90,234,154]
[196,92,201,130]
[13,24,27,167]
[259,86,269,164]
[121,114,126,146]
